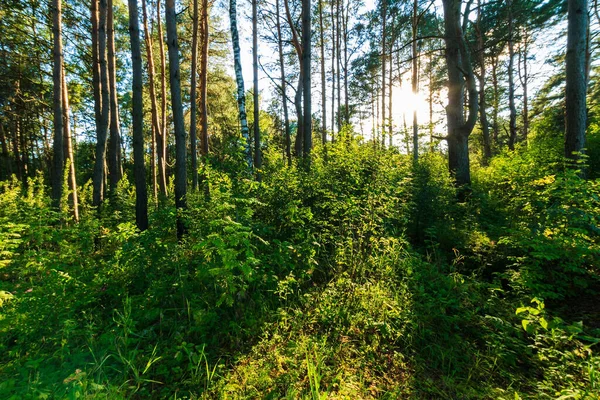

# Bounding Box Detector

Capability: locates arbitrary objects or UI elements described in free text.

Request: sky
[216,0,569,149]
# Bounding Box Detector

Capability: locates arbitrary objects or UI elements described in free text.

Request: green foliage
[1,137,598,399]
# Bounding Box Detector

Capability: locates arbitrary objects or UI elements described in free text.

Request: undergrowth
[0,139,599,398]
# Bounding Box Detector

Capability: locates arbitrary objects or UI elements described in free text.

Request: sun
[391,84,430,120]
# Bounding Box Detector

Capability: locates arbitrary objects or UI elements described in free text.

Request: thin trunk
[284,0,304,156]
[230,0,253,168]
[151,119,158,203]
[91,0,102,172]
[491,54,499,144]
[507,0,517,150]
[0,123,10,179]
[331,0,336,139]
[52,0,64,210]
[93,0,110,207]
[200,0,209,156]
[107,0,122,192]
[388,47,393,147]
[166,0,188,238]
[319,0,327,140]
[565,0,588,166]
[412,0,418,162]
[191,0,199,190]
[253,0,262,172]
[276,0,291,164]
[166,0,187,240]
[429,54,434,152]
[342,0,349,124]
[381,0,387,144]
[519,26,529,144]
[476,0,491,162]
[302,0,312,159]
[142,0,162,201]
[157,0,168,196]
[336,0,341,131]
[127,0,149,231]
[62,70,79,222]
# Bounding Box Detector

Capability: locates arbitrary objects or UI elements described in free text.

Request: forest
[0,0,599,397]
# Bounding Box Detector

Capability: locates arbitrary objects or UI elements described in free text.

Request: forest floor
[1,147,599,399]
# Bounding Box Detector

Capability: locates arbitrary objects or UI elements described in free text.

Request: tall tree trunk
[476,0,491,162]
[491,53,499,144]
[507,0,517,150]
[412,0,419,162]
[253,0,262,172]
[166,0,188,238]
[230,0,253,168]
[331,0,336,140]
[91,0,103,183]
[442,0,478,187]
[342,0,349,125]
[0,123,10,179]
[284,0,304,156]
[52,0,64,210]
[142,0,161,202]
[302,0,312,159]
[428,53,434,152]
[319,0,327,140]
[157,0,168,196]
[93,0,110,207]
[191,0,199,190]
[388,45,393,147]
[107,0,122,192]
[199,0,209,156]
[519,26,529,144]
[565,0,588,166]
[127,0,149,231]
[276,0,291,164]
[62,71,79,222]
[335,0,341,131]
[381,0,387,144]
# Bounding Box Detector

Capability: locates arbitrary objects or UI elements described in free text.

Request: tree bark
[275,0,291,164]
[157,0,169,196]
[507,0,517,151]
[442,0,478,187]
[0,123,10,179]
[91,0,103,182]
[319,0,327,140]
[302,0,312,159]
[476,0,491,162]
[142,0,162,202]
[519,26,529,144]
[166,0,188,238]
[491,53,499,144]
[284,0,304,156]
[411,0,419,162]
[62,71,79,222]
[127,0,149,231]
[200,0,209,156]
[52,0,64,210]
[230,0,253,169]
[331,0,336,139]
[253,0,262,173]
[381,0,387,144]
[107,0,122,192]
[191,0,199,190]
[93,0,110,207]
[388,42,393,147]
[565,0,588,166]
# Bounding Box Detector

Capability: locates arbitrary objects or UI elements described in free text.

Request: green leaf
[521,320,535,334]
